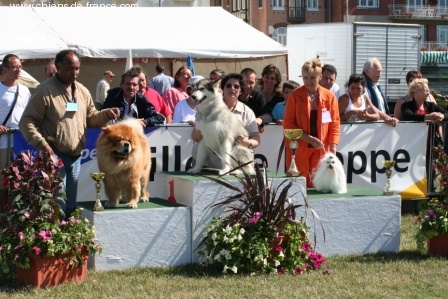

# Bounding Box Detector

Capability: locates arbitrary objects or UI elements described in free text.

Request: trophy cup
[382,160,396,195]
[284,129,303,177]
[90,172,105,211]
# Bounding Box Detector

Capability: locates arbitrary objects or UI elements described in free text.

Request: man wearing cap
[95,70,115,110]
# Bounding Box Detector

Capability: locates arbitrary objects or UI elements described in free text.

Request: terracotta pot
[427,234,448,257]
[16,252,88,288]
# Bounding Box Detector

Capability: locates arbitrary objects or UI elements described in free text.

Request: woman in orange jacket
[283,58,340,188]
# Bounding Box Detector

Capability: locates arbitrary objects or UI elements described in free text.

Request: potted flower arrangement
[0,150,102,287]
[415,145,448,255]
[197,163,328,275]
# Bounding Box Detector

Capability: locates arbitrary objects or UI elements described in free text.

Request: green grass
[1,214,447,299]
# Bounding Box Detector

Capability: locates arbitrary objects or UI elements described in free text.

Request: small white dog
[312,153,347,194]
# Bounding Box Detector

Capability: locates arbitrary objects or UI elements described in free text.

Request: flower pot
[16,253,88,288]
[427,234,448,257]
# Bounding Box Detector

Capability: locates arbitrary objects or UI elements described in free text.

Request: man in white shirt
[95,70,115,110]
[362,58,390,114]
[319,64,340,100]
[362,57,399,126]
[0,54,31,187]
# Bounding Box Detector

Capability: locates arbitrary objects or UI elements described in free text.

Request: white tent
[0,7,287,60]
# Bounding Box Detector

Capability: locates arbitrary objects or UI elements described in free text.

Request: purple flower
[277,268,286,274]
[427,209,437,219]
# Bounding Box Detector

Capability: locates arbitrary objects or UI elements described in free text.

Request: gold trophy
[382,160,396,195]
[90,172,105,211]
[284,129,303,177]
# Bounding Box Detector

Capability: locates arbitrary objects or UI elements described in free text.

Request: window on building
[357,0,379,8]
[272,27,287,46]
[439,0,448,7]
[406,0,424,6]
[232,0,247,11]
[438,25,448,47]
[307,0,318,10]
[272,0,283,8]
[259,0,263,8]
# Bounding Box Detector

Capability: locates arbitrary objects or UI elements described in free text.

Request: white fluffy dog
[187,79,255,175]
[312,153,347,194]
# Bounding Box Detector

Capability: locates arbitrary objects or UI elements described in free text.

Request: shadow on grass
[2,251,447,292]
[337,250,447,264]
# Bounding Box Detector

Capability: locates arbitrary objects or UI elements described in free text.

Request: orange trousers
[288,147,324,188]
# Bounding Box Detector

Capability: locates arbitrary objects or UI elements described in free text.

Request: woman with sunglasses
[191,73,260,166]
[283,58,340,188]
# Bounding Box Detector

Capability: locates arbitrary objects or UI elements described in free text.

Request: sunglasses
[224,83,240,89]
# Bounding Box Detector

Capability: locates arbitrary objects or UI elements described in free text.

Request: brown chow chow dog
[96,119,151,208]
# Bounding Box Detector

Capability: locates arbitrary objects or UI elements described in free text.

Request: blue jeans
[53,148,81,218]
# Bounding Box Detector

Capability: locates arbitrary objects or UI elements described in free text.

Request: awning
[421,51,448,64]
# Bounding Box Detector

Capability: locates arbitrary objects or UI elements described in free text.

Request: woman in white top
[191,73,260,148]
[339,74,380,122]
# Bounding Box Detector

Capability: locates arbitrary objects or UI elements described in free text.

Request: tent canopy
[0,7,287,60]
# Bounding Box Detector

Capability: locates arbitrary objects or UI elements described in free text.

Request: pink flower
[301,242,311,251]
[277,268,286,274]
[38,230,52,242]
[248,217,258,223]
[61,220,67,226]
[324,268,332,275]
[32,246,41,255]
[294,267,303,275]
[76,247,82,252]
[18,231,24,241]
[275,246,284,252]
